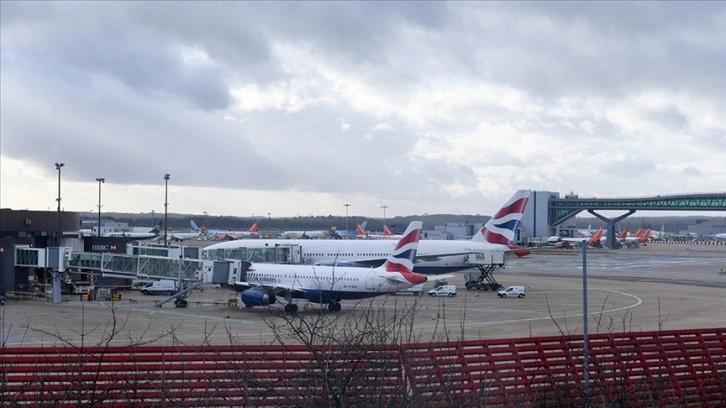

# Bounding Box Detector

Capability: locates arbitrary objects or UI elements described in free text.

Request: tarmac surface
[1,242,725,347]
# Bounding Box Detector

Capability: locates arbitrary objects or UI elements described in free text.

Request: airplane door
[365,271,377,290]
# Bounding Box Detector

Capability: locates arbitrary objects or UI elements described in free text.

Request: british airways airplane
[234,221,431,313]
[205,190,532,275]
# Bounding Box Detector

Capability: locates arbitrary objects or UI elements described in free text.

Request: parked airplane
[329,221,367,239]
[715,233,726,241]
[616,228,629,241]
[355,223,368,238]
[205,190,532,274]
[552,227,605,249]
[167,220,203,242]
[648,224,671,241]
[280,228,331,239]
[621,228,650,246]
[370,225,402,240]
[233,221,433,313]
[104,222,162,239]
[205,222,259,240]
[355,222,399,240]
[382,225,403,239]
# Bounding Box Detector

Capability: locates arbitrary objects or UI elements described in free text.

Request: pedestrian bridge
[550,192,726,225]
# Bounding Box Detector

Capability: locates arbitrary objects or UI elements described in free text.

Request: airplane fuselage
[243,263,415,302]
[206,239,509,274]
[104,232,158,239]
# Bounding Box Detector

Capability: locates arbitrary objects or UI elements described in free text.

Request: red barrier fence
[2,328,725,407]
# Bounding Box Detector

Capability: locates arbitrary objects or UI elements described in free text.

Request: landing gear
[284,304,298,314]
[327,302,342,312]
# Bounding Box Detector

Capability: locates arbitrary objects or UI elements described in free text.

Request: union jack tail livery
[473,190,531,245]
[383,221,426,284]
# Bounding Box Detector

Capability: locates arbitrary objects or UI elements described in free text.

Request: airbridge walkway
[549,192,726,248]
[14,247,203,282]
[11,244,301,300]
[12,245,299,282]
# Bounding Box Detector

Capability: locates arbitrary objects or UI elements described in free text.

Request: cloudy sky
[1,2,724,219]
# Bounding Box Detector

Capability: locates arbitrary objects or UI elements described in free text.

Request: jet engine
[240,288,276,307]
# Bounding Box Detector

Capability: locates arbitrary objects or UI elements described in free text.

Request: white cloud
[371,122,394,132]
[1,2,724,218]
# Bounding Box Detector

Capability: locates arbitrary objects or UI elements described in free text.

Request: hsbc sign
[91,244,118,252]
[84,237,128,253]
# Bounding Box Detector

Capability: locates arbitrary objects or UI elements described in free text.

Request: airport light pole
[381,205,388,231]
[164,173,170,246]
[55,162,65,246]
[582,240,590,405]
[344,204,351,230]
[268,212,271,232]
[96,178,105,236]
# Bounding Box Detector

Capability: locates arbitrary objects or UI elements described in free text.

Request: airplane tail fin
[356,223,367,236]
[360,221,368,230]
[380,221,426,284]
[383,224,394,237]
[472,190,531,244]
[191,220,199,232]
[588,227,604,245]
[617,228,628,240]
[150,221,162,234]
[249,223,258,233]
[639,228,651,243]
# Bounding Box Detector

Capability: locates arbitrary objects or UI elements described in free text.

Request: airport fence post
[582,242,590,406]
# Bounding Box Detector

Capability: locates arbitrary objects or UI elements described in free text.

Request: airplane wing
[234,280,307,295]
[415,251,474,261]
[427,274,455,281]
[314,258,385,268]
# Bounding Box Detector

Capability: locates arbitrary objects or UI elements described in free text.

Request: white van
[395,284,424,296]
[428,285,457,297]
[140,279,178,296]
[497,286,525,298]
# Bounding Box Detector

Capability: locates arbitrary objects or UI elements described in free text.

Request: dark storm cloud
[438,2,726,98]
[0,66,286,188]
[2,2,231,110]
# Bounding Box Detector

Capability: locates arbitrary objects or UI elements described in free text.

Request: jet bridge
[13,246,204,304]
[203,244,301,264]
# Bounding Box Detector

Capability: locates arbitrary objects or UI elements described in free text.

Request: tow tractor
[464,251,505,291]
